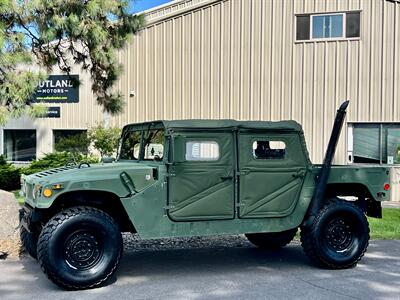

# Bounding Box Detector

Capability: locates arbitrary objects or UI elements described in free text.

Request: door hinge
[164,205,175,210]
[236,170,250,176]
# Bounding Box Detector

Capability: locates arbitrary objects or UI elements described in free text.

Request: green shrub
[0,155,21,191]
[0,153,101,191]
[21,152,100,175]
[89,124,121,157]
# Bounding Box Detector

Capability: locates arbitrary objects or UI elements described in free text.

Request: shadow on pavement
[118,244,312,278]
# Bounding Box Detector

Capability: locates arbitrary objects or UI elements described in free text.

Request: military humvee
[19,101,391,290]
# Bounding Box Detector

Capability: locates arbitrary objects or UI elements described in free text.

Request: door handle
[292,170,306,179]
[220,175,234,180]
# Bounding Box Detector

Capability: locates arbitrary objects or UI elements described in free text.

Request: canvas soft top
[123,119,303,132]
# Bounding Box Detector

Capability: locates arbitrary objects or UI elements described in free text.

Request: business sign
[38,107,61,118]
[46,107,61,118]
[33,75,79,103]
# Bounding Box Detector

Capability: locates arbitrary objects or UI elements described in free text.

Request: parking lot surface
[0,239,399,300]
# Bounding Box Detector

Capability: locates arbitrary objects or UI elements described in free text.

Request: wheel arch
[43,190,136,232]
[325,183,374,199]
[325,183,382,218]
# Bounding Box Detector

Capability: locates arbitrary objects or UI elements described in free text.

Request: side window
[143,129,164,161]
[186,141,220,161]
[253,140,286,160]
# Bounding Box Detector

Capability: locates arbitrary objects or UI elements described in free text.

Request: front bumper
[19,205,42,233]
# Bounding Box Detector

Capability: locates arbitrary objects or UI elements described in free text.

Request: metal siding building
[111,0,400,165]
[1,0,400,196]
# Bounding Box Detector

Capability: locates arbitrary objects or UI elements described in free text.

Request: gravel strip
[122,233,300,253]
[123,234,249,252]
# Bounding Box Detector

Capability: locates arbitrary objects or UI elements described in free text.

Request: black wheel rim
[64,230,103,270]
[321,212,363,262]
[324,217,354,252]
[321,213,360,259]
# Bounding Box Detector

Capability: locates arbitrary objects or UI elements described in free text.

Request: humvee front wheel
[37,206,122,290]
[245,228,297,249]
[301,198,369,269]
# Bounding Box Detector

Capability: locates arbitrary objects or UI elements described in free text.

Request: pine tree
[0,0,144,125]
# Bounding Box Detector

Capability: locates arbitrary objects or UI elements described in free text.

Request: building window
[348,124,400,165]
[312,14,343,39]
[346,12,361,38]
[53,130,89,153]
[253,141,286,160]
[185,141,220,161]
[3,130,36,161]
[296,11,360,41]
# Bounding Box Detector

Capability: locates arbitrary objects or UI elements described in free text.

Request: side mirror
[102,156,115,163]
[172,135,186,164]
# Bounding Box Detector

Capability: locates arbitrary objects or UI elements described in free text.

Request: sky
[129,0,172,14]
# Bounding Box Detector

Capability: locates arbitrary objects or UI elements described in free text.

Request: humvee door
[237,132,307,218]
[167,131,235,221]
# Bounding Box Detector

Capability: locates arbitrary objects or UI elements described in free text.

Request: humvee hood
[22,161,158,208]
[25,162,152,182]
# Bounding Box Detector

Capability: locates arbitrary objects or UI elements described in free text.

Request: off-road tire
[20,227,39,259]
[245,228,298,249]
[37,206,122,290]
[300,198,369,269]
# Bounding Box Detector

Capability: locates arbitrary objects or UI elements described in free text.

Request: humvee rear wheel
[37,206,122,290]
[20,227,39,259]
[301,198,369,269]
[245,228,297,249]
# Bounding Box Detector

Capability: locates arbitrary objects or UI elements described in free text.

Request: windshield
[119,130,141,160]
[118,128,165,161]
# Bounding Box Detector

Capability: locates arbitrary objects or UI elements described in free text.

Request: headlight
[33,184,42,200]
[20,176,26,195]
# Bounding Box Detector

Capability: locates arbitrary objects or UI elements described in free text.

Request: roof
[124,119,303,132]
[140,0,220,26]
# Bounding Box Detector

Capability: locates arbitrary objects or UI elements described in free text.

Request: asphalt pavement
[0,239,399,300]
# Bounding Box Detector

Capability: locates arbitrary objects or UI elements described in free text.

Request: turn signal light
[383,183,390,191]
[52,184,63,190]
[43,188,53,198]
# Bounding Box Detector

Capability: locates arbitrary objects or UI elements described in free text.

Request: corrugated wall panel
[395,4,400,120]
[2,0,399,167]
[106,0,400,165]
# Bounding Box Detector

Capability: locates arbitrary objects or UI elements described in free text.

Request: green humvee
[19,102,391,290]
